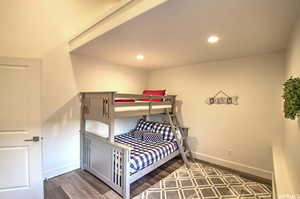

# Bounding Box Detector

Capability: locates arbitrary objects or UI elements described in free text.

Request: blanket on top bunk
[115,133,178,174]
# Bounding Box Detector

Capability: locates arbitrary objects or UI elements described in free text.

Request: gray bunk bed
[80,91,191,199]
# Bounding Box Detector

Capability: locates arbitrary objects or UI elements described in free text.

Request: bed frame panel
[81,92,113,124]
[83,132,132,196]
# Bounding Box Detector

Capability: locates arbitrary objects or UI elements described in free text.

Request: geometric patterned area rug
[133,162,272,199]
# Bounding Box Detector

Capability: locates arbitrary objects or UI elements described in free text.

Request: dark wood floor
[44,157,184,199]
[45,157,272,199]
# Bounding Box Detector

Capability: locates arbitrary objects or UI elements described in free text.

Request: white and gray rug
[133,162,272,199]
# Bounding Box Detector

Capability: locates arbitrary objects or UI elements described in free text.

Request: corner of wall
[192,152,273,180]
[276,13,300,195]
[42,42,81,179]
[43,161,80,179]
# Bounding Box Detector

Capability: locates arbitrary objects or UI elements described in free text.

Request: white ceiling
[0,0,120,58]
[73,0,300,69]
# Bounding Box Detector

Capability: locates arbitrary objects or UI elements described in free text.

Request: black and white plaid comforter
[115,133,178,174]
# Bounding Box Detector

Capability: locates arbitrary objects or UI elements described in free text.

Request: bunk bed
[80,91,189,199]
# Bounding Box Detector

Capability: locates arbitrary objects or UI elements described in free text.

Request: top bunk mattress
[115,133,178,174]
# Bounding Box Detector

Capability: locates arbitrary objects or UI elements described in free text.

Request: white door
[0,57,43,199]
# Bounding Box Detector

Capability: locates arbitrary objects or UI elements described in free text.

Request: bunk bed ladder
[167,112,193,168]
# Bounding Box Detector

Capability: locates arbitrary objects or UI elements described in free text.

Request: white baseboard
[42,153,272,181]
[192,151,273,180]
[43,161,80,179]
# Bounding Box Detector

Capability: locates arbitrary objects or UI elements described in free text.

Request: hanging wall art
[205,90,238,105]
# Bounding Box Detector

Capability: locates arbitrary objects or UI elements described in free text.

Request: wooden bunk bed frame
[80,91,188,199]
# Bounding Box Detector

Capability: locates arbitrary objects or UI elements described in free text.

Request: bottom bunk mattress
[115,133,178,174]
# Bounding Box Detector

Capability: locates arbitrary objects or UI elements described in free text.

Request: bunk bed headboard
[81,91,116,124]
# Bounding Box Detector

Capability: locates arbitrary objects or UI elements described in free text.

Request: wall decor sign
[205,90,238,105]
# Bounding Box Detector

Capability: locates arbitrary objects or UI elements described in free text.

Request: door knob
[24,136,40,142]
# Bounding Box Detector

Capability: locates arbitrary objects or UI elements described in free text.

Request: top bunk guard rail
[80,91,177,122]
[115,93,176,100]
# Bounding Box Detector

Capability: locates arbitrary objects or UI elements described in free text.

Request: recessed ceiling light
[136,54,144,60]
[208,35,220,44]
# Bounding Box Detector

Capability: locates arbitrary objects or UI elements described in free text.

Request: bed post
[143,115,150,121]
[108,92,116,142]
[109,122,114,142]
[122,149,130,199]
[171,95,177,114]
[80,93,86,169]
